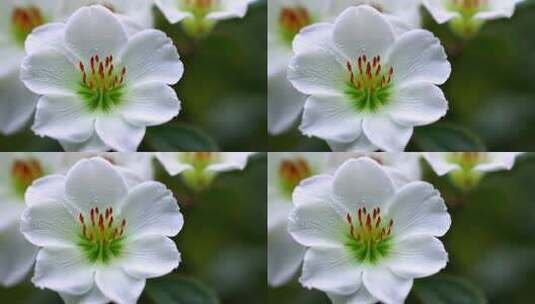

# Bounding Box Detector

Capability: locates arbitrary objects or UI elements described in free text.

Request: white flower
[20,5,183,152]
[288,6,451,152]
[156,152,253,190]
[20,157,183,304]
[59,0,155,29]
[0,0,63,135]
[423,0,525,37]
[325,152,422,187]
[268,152,324,286]
[0,153,63,286]
[154,0,252,35]
[288,157,451,304]
[423,152,523,189]
[267,0,331,134]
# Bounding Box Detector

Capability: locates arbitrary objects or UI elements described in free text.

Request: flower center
[448,0,488,17]
[182,152,220,170]
[278,6,312,45]
[77,54,126,112]
[11,159,44,199]
[278,158,313,198]
[11,6,45,46]
[77,207,126,264]
[345,207,393,264]
[447,152,487,171]
[181,0,218,17]
[345,55,394,112]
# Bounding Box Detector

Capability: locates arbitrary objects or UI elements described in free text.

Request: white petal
[422,0,460,24]
[25,23,69,56]
[328,286,377,304]
[387,235,448,279]
[0,70,38,135]
[292,175,333,207]
[288,196,346,249]
[0,46,23,77]
[121,83,180,127]
[387,181,451,238]
[65,5,127,60]
[300,247,363,295]
[363,116,413,152]
[388,82,448,127]
[20,50,79,96]
[32,247,94,295]
[25,175,66,207]
[32,95,95,143]
[475,152,521,172]
[327,135,378,152]
[332,6,395,60]
[267,70,306,135]
[120,29,183,86]
[206,0,250,20]
[119,181,183,239]
[363,266,413,304]
[21,198,79,248]
[0,223,38,287]
[387,29,451,86]
[299,95,362,143]
[60,286,109,304]
[332,158,395,212]
[95,116,146,152]
[65,157,128,213]
[155,153,193,176]
[95,268,145,304]
[154,0,193,24]
[120,236,180,279]
[288,47,346,97]
[59,133,111,152]
[293,23,335,55]
[422,153,460,176]
[268,220,306,287]
[206,152,253,172]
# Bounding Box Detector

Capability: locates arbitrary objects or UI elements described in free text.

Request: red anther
[375,64,381,77]
[98,62,104,77]
[79,213,84,224]
[346,213,352,224]
[358,208,363,226]
[95,54,100,63]
[362,54,367,62]
[366,214,372,230]
[376,216,381,228]
[108,216,114,228]
[79,62,84,72]
[108,64,113,76]
[98,214,104,229]
[95,207,100,215]
[90,209,95,225]
[363,207,367,215]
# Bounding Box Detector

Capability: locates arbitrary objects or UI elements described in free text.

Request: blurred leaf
[145,124,219,151]
[414,123,486,151]
[145,275,219,304]
[414,274,487,304]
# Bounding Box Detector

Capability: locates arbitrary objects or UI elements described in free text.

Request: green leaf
[414,123,486,151]
[145,124,219,151]
[413,274,487,304]
[145,275,220,304]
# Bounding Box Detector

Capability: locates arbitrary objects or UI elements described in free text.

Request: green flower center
[447,152,488,189]
[77,207,126,264]
[11,6,45,47]
[278,158,313,198]
[11,159,45,199]
[180,0,219,18]
[179,153,221,190]
[278,6,312,45]
[77,54,127,112]
[181,152,220,170]
[345,55,394,112]
[345,207,394,264]
[448,0,488,17]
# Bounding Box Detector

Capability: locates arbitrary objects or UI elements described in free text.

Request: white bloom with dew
[0,0,63,135]
[154,0,252,35]
[0,153,63,287]
[267,152,324,286]
[422,152,523,189]
[20,5,183,152]
[325,152,422,188]
[20,157,183,304]
[59,0,155,29]
[287,6,451,151]
[156,152,254,190]
[422,0,525,36]
[288,157,451,304]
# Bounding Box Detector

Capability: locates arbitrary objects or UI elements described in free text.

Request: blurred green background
[269,1,535,152]
[269,153,535,304]
[0,153,267,304]
[0,1,267,152]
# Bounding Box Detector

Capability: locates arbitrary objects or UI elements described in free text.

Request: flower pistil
[11,159,44,198]
[278,158,312,198]
[279,6,312,44]
[11,6,45,46]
